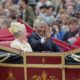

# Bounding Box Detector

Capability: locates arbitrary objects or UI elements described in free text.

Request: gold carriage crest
[32,70,58,80]
[7,71,15,80]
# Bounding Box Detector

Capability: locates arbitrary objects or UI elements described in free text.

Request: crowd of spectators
[0,0,80,50]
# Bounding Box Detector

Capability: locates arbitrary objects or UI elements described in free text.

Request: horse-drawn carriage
[0,19,80,80]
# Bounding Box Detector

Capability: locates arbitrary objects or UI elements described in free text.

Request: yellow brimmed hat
[9,22,26,34]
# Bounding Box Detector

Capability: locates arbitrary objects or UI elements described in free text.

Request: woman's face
[62,16,68,24]
[69,22,78,32]
[18,32,27,41]
[52,25,59,33]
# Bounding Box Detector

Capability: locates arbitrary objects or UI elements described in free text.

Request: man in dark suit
[28,19,61,52]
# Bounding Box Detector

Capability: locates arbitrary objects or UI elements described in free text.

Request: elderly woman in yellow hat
[9,22,32,52]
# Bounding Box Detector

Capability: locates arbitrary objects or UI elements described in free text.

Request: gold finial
[7,71,15,80]
[42,57,46,64]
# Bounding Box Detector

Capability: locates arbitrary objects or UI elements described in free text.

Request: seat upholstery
[0,41,12,47]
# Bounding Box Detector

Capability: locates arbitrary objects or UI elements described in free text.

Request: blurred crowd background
[0,0,80,44]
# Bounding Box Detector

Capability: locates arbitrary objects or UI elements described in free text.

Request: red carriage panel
[26,56,61,64]
[65,69,80,80]
[0,66,24,80]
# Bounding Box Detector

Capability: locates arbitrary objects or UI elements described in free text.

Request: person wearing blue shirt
[51,22,66,40]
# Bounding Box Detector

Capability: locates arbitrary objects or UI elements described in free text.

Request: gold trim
[0,44,80,56]
[0,64,64,68]
[23,48,80,56]
[65,48,80,54]
[62,54,65,80]
[23,53,63,56]
[26,64,63,68]
[0,45,22,54]
[0,63,24,67]
[65,65,80,68]
[23,53,27,80]
[62,68,65,80]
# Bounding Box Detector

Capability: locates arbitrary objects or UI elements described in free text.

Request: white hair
[33,19,48,28]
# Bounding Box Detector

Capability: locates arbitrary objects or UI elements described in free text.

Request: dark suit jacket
[62,30,78,42]
[28,32,61,52]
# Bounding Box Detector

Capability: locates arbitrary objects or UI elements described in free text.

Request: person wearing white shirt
[9,22,33,52]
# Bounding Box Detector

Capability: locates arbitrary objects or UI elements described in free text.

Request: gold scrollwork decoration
[32,71,58,80]
[32,75,40,80]
[7,71,15,80]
